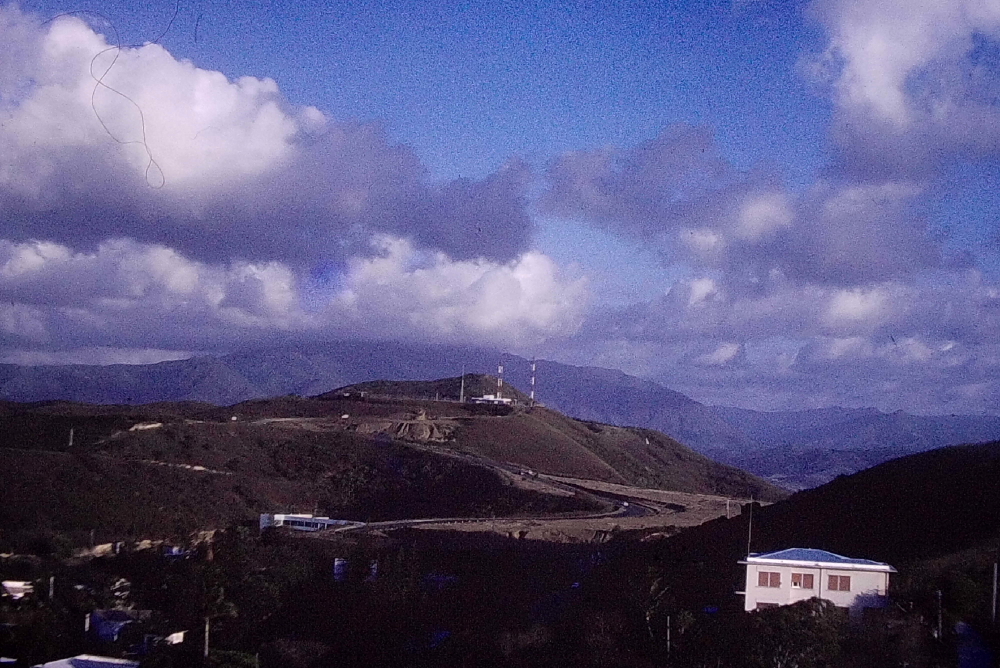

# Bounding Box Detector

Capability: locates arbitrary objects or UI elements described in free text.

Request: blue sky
[1,0,999,414]
[19,0,831,182]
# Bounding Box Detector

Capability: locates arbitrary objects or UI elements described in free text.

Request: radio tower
[530,359,536,406]
[497,363,504,400]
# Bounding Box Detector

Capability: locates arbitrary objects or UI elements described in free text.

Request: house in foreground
[740,548,895,614]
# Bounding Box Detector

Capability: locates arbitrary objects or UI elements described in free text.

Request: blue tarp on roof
[750,548,889,566]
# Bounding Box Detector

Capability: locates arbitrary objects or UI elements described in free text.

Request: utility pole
[746,496,754,557]
[936,589,943,639]
[992,560,997,625]
[204,616,210,659]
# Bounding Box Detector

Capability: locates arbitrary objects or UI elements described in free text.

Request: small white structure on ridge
[259,513,362,532]
[469,394,513,405]
[740,548,895,613]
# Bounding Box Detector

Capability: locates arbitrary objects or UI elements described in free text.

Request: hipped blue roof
[750,548,889,566]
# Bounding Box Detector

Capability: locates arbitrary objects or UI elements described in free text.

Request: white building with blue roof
[739,548,896,613]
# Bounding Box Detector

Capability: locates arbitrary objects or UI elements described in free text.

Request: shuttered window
[791,573,814,589]
[757,571,780,587]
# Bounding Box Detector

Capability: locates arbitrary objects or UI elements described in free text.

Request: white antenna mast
[530,359,536,406]
[459,366,466,403]
[497,363,504,400]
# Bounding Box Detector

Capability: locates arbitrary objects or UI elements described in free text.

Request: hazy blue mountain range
[2,342,999,489]
[709,405,1000,488]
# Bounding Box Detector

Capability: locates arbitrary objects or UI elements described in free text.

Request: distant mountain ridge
[2,342,999,489]
[710,405,1000,489]
[0,343,759,458]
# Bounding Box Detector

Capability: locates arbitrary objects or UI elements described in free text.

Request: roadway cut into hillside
[0,386,783,550]
[227,396,780,542]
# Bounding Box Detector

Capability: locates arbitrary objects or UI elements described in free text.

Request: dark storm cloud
[0,7,533,267]
[540,124,737,240]
[541,125,943,288]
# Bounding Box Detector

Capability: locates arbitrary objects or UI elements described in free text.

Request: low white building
[259,513,363,532]
[740,548,895,613]
[469,394,513,405]
[1,580,33,600]
[31,655,139,668]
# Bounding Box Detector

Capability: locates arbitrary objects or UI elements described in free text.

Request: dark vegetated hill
[0,401,599,552]
[0,399,221,453]
[608,441,1000,615]
[747,441,1000,564]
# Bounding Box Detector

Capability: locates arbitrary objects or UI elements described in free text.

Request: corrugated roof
[749,548,889,566]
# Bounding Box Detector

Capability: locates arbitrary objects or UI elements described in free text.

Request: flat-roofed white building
[1,580,34,600]
[31,655,139,668]
[469,394,513,405]
[740,548,895,613]
[259,513,363,532]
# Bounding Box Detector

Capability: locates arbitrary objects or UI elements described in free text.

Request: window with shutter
[791,573,814,589]
[758,571,781,587]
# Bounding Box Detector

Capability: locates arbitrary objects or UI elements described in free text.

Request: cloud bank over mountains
[0,0,998,414]
[537,0,1000,413]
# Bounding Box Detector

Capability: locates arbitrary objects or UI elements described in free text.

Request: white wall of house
[743,561,891,612]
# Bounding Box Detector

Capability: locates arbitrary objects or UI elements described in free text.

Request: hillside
[609,440,1000,618]
[0,398,603,553]
[326,377,783,499]
[8,344,998,492]
[0,381,784,552]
